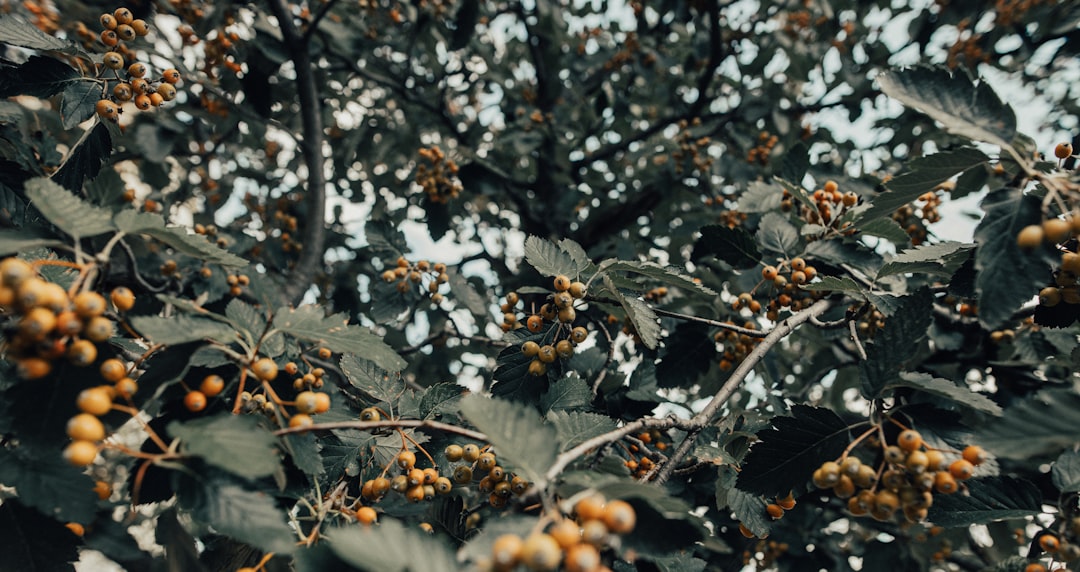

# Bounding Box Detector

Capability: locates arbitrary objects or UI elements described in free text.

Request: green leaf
[178,480,295,554]
[548,410,616,451]
[0,14,72,51]
[0,55,78,98]
[858,217,911,245]
[736,405,851,496]
[859,288,932,399]
[802,275,864,294]
[558,237,594,274]
[523,235,581,277]
[60,80,98,130]
[0,447,97,524]
[877,67,1016,149]
[656,322,715,389]
[737,181,784,214]
[52,122,112,193]
[155,509,206,572]
[0,500,80,572]
[283,432,324,476]
[974,188,1050,329]
[1053,450,1080,493]
[419,382,466,419]
[25,177,114,238]
[728,487,770,538]
[130,315,238,345]
[146,228,248,267]
[540,373,593,412]
[883,372,1002,416]
[980,389,1080,459]
[339,354,404,404]
[927,476,1040,527]
[877,241,974,279]
[953,163,990,200]
[0,229,65,255]
[861,148,989,221]
[224,298,265,341]
[756,212,800,256]
[459,394,559,486]
[321,518,457,572]
[600,260,717,296]
[446,268,487,318]
[692,224,761,270]
[274,305,405,372]
[169,414,281,479]
[601,274,660,349]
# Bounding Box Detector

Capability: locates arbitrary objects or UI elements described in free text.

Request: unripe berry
[360,407,380,421]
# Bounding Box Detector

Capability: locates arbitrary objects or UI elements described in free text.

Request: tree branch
[266,0,328,305]
[653,298,833,483]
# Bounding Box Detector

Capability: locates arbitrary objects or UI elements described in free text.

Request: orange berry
[897,429,922,452]
[553,275,571,292]
[199,374,225,397]
[77,387,113,415]
[949,459,975,480]
[576,495,606,521]
[962,445,988,466]
[1016,225,1044,250]
[766,503,785,520]
[110,287,135,311]
[63,440,98,466]
[1055,142,1073,159]
[603,499,636,533]
[491,534,524,569]
[356,506,377,524]
[521,533,562,571]
[527,314,543,333]
[251,357,279,381]
[184,391,207,412]
[1040,533,1060,553]
[66,413,106,441]
[113,7,133,24]
[289,413,313,428]
[99,359,126,382]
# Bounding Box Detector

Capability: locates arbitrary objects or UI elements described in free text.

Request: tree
[0,0,1077,570]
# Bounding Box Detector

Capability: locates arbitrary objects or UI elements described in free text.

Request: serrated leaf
[878,67,1016,149]
[859,216,911,245]
[52,122,112,193]
[548,410,615,451]
[283,432,324,476]
[224,298,264,340]
[883,372,1002,416]
[756,212,800,256]
[446,268,487,318]
[0,229,65,255]
[974,188,1050,329]
[339,354,404,404]
[274,306,405,372]
[656,322,715,389]
[736,405,851,496]
[861,148,989,221]
[524,235,580,277]
[169,415,281,479]
[599,260,717,296]
[878,241,974,279]
[60,80,99,129]
[322,518,457,572]
[859,288,932,399]
[0,448,97,524]
[0,15,72,51]
[692,224,761,270]
[1053,450,1080,493]
[601,274,660,349]
[143,226,249,267]
[25,177,114,238]
[130,315,238,345]
[0,500,80,572]
[802,275,865,294]
[737,181,784,214]
[0,55,78,98]
[927,476,1040,527]
[728,488,770,538]
[419,382,465,419]
[540,373,593,411]
[459,394,559,486]
[179,481,295,554]
[557,237,593,274]
[980,389,1080,458]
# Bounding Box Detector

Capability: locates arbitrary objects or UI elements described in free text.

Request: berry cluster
[514,275,591,376]
[670,118,713,176]
[731,256,822,321]
[746,131,779,166]
[380,257,449,305]
[93,8,181,122]
[485,494,635,572]
[623,429,669,479]
[0,257,132,380]
[786,180,860,240]
[236,355,333,428]
[414,146,463,204]
[891,182,950,246]
[714,321,762,372]
[812,428,988,524]
[63,357,143,467]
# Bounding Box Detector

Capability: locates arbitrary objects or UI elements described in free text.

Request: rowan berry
[1044,218,1072,244]
[116,24,136,41]
[602,500,636,532]
[568,281,587,298]
[199,374,225,397]
[571,326,588,343]
[537,345,557,363]
[130,19,149,36]
[96,99,118,120]
[445,444,464,461]
[949,459,975,480]
[184,391,207,412]
[522,533,562,571]
[63,440,99,467]
[356,506,377,524]
[527,314,543,332]
[564,543,601,572]
[492,534,524,569]
[1017,225,1045,250]
[575,495,606,521]
[100,13,117,30]
[100,30,119,46]
[555,339,574,359]
[77,387,113,415]
[93,480,111,500]
[1056,142,1074,159]
[405,485,425,503]
[103,51,124,70]
[114,377,137,398]
[397,450,416,469]
[134,94,152,110]
[434,476,452,494]
[477,451,497,471]
[113,7,133,24]
[251,357,278,381]
[1040,533,1061,553]
[962,445,988,466]
[553,275,571,292]
[897,429,922,451]
[313,392,330,414]
[522,340,540,357]
[791,257,807,271]
[68,339,98,367]
[777,491,797,510]
[762,265,778,280]
[289,414,313,428]
[453,465,473,484]
[558,306,576,323]
[66,413,106,442]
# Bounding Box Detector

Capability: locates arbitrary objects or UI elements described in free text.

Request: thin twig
[849,319,868,361]
[651,307,768,337]
[273,418,488,442]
